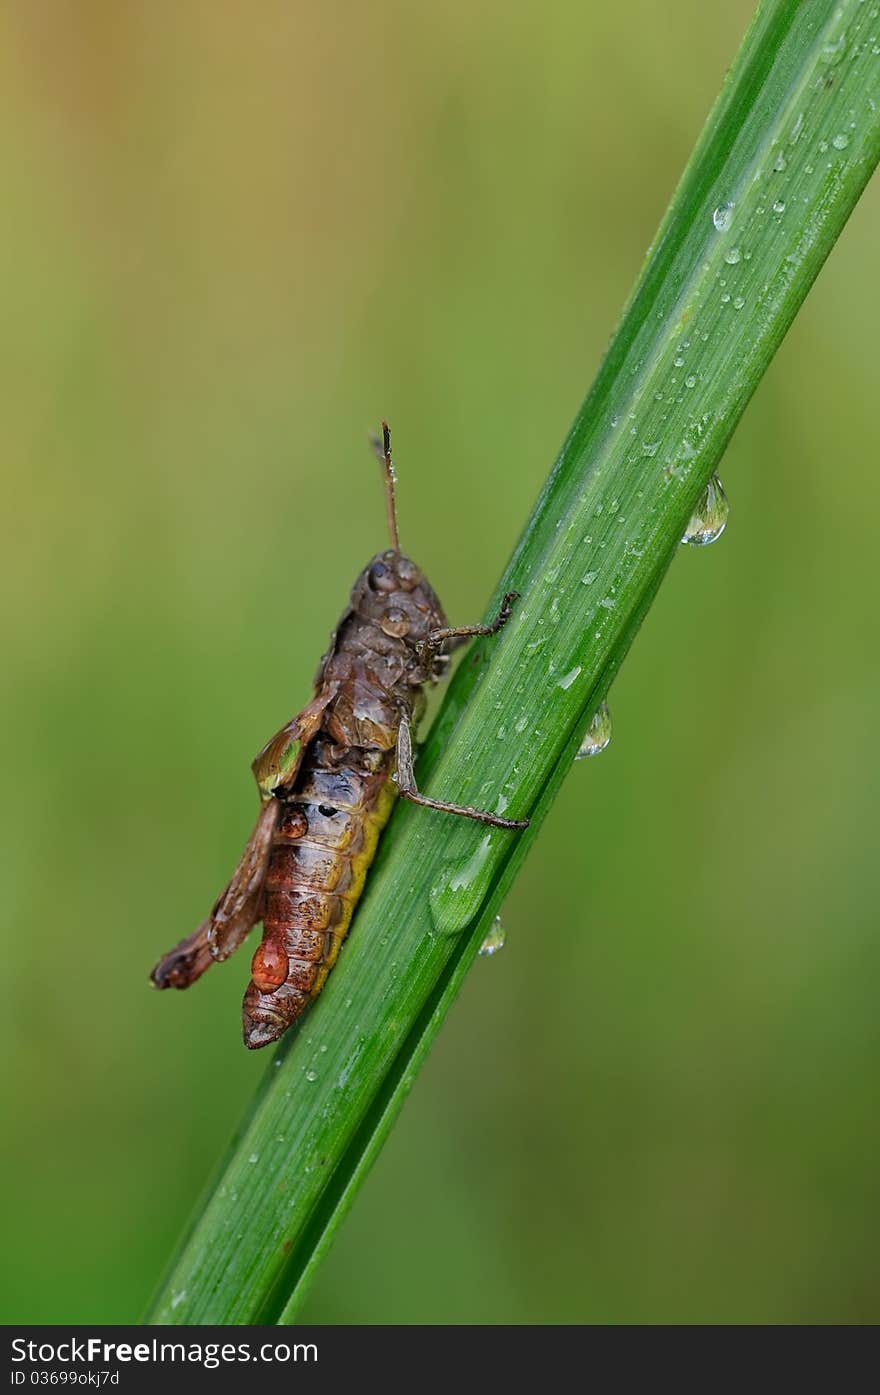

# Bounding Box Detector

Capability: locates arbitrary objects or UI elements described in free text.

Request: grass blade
[147,0,880,1324]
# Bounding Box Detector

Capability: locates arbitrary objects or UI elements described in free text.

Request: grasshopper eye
[369,560,395,592]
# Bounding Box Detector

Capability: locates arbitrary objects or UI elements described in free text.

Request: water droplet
[713,203,734,231]
[822,34,847,64]
[429,833,495,936]
[581,570,598,585]
[674,355,685,368]
[681,474,729,546]
[773,152,787,172]
[732,296,745,311]
[305,1069,318,1082]
[576,701,612,760]
[721,293,731,304]
[558,665,581,691]
[479,916,506,957]
[724,247,741,265]
[832,133,850,150]
[170,1290,187,1310]
[642,441,660,457]
[685,375,696,389]
[772,199,786,213]
[248,1153,259,1164]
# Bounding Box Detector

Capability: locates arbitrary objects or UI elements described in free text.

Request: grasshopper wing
[251,618,346,797]
[251,681,340,797]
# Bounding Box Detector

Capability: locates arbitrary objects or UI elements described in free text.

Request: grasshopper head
[349,549,447,645]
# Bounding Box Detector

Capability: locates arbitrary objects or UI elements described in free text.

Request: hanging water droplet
[575,701,612,760]
[681,474,729,546]
[479,916,506,957]
[724,247,742,264]
[713,202,734,231]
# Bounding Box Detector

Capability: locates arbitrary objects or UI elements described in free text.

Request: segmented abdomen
[242,749,397,1047]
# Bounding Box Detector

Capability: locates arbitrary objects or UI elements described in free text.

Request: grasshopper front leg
[418,590,520,662]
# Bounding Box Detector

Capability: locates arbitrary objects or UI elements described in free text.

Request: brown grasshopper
[151,424,529,1048]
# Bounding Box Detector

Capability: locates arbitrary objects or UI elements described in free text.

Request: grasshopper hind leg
[150,799,280,991]
[150,918,215,989]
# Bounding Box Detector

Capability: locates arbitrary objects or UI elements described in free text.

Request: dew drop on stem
[575,701,612,760]
[479,915,506,957]
[681,474,729,546]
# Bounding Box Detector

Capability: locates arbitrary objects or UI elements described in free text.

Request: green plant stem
[147,0,880,1325]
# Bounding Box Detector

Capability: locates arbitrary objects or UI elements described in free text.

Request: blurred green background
[2,0,878,1325]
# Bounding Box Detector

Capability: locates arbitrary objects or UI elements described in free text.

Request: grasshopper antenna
[369,419,400,553]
